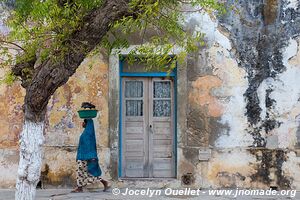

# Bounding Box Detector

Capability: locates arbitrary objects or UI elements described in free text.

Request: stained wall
[1,0,300,190]
[178,0,300,189]
[0,52,110,188]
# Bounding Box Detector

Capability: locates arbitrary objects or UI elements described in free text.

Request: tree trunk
[15,120,44,200]
[12,1,152,199]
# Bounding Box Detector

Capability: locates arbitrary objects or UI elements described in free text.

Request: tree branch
[0,39,25,51]
[21,0,134,121]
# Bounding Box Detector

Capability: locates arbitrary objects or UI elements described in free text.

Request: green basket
[78,109,98,119]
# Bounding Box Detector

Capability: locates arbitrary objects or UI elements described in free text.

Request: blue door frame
[118,58,178,178]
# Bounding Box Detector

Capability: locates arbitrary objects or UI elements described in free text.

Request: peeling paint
[189,75,223,118]
[0,51,109,187]
[250,149,292,189]
[206,149,256,188]
[1,0,300,190]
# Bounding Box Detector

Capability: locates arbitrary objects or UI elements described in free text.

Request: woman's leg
[72,160,85,192]
[73,160,110,192]
[82,164,109,191]
[85,174,109,191]
[100,179,109,191]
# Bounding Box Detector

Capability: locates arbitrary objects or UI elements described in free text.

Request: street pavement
[0,188,299,200]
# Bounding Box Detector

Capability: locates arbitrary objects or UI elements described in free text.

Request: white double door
[121,77,175,178]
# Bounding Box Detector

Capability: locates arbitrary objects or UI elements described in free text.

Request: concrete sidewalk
[0,189,299,200]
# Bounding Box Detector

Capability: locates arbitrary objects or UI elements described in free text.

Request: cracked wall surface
[179,0,300,190]
[1,0,300,189]
[0,52,110,188]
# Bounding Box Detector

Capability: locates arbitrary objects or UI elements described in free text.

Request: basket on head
[78,102,97,119]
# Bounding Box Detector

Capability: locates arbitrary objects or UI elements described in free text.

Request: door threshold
[119,177,177,181]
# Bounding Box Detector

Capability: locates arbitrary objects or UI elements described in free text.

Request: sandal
[103,184,111,192]
[71,187,83,193]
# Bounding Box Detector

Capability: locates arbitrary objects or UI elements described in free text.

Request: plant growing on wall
[0,0,224,199]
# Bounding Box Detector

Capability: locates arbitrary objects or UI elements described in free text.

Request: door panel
[122,77,175,178]
[150,78,174,178]
[122,78,148,177]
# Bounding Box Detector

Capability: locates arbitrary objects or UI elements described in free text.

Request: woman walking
[72,119,109,192]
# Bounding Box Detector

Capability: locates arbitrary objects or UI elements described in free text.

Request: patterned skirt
[76,160,102,187]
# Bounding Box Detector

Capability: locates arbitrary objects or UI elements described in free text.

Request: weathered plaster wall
[1,0,300,190]
[0,52,110,188]
[178,0,300,190]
